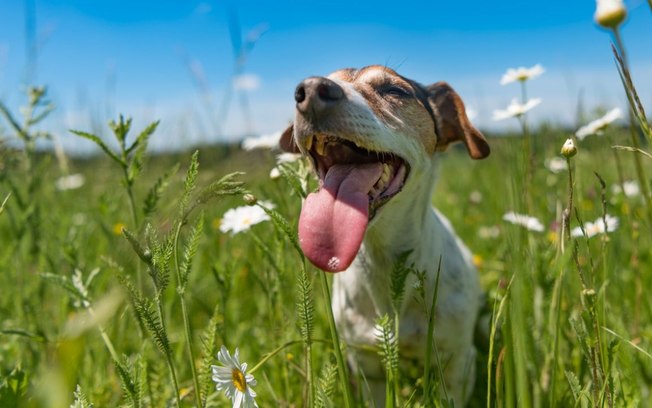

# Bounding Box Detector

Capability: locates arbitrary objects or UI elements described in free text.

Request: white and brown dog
[280,65,489,406]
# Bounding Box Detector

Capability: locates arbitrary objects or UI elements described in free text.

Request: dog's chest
[331,236,480,359]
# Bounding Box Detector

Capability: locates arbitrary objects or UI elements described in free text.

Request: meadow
[2,4,652,408]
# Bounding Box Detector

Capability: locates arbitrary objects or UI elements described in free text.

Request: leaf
[259,204,302,257]
[143,163,179,219]
[108,115,132,148]
[390,250,414,313]
[0,193,10,216]
[0,366,28,407]
[297,267,314,345]
[126,120,159,155]
[121,278,171,357]
[0,102,27,140]
[70,384,94,408]
[70,129,123,165]
[194,172,246,205]
[278,162,307,199]
[199,304,222,405]
[565,370,583,402]
[612,145,652,160]
[316,363,338,408]
[179,150,200,217]
[121,227,152,265]
[179,212,204,290]
[41,272,85,303]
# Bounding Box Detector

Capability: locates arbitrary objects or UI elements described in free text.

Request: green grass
[1,118,651,407]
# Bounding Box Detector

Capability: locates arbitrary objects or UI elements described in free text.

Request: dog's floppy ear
[279,123,300,153]
[427,81,490,160]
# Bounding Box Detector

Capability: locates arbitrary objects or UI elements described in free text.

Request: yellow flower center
[232,368,247,392]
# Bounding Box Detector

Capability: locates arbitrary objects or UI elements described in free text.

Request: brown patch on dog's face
[327,65,440,154]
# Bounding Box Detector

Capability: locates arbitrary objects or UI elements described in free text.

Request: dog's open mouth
[298,133,410,272]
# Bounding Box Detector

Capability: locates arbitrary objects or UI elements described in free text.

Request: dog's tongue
[299,163,383,272]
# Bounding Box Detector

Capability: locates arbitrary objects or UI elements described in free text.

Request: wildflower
[594,0,627,29]
[575,108,622,140]
[472,254,484,268]
[561,138,577,158]
[571,215,619,238]
[269,167,281,179]
[545,157,568,173]
[478,225,501,239]
[469,190,483,204]
[492,98,541,121]
[500,64,545,85]
[276,152,301,164]
[112,222,126,236]
[241,131,281,150]
[212,346,258,408]
[612,180,640,197]
[503,211,545,232]
[219,202,274,235]
[55,173,85,191]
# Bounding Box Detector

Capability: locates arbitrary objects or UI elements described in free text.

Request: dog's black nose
[295,77,344,117]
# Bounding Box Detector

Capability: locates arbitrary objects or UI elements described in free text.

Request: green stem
[248,339,331,374]
[319,271,354,408]
[173,221,203,408]
[611,27,652,232]
[423,257,442,406]
[122,164,143,290]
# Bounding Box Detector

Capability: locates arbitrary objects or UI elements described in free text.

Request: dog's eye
[378,85,410,98]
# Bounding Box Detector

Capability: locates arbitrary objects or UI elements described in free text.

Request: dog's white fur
[282,65,488,406]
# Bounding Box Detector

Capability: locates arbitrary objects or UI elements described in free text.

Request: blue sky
[1,0,651,152]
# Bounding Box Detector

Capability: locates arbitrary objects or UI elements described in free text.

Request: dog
[280,65,490,406]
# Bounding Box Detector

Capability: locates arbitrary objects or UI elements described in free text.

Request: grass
[1,115,651,407]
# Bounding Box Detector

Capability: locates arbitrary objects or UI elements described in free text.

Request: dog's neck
[362,160,440,267]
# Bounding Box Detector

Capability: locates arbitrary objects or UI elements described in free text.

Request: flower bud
[243,193,258,206]
[561,138,577,158]
[594,0,627,29]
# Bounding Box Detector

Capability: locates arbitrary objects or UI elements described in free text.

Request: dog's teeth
[315,136,326,156]
[380,169,390,183]
[304,135,314,151]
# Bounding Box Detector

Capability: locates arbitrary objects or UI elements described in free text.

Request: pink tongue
[299,163,383,272]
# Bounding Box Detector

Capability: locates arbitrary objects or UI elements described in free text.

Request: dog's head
[280,65,489,272]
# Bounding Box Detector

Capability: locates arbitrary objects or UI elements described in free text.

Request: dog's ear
[427,82,490,160]
[279,123,300,153]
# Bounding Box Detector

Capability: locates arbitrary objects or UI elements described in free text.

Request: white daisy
[503,211,545,232]
[575,108,622,140]
[241,131,281,151]
[269,167,281,179]
[275,152,302,164]
[477,225,501,239]
[500,64,545,85]
[612,180,640,197]
[492,98,542,121]
[212,346,258,408]
[545,157,568,173]
[55,173,85,191]
[571,215,619,238]
[219,202,274,235]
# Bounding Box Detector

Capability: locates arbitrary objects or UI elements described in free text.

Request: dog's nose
[294,77,344,117]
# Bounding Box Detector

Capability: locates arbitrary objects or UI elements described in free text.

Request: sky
[0,0,651,153]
